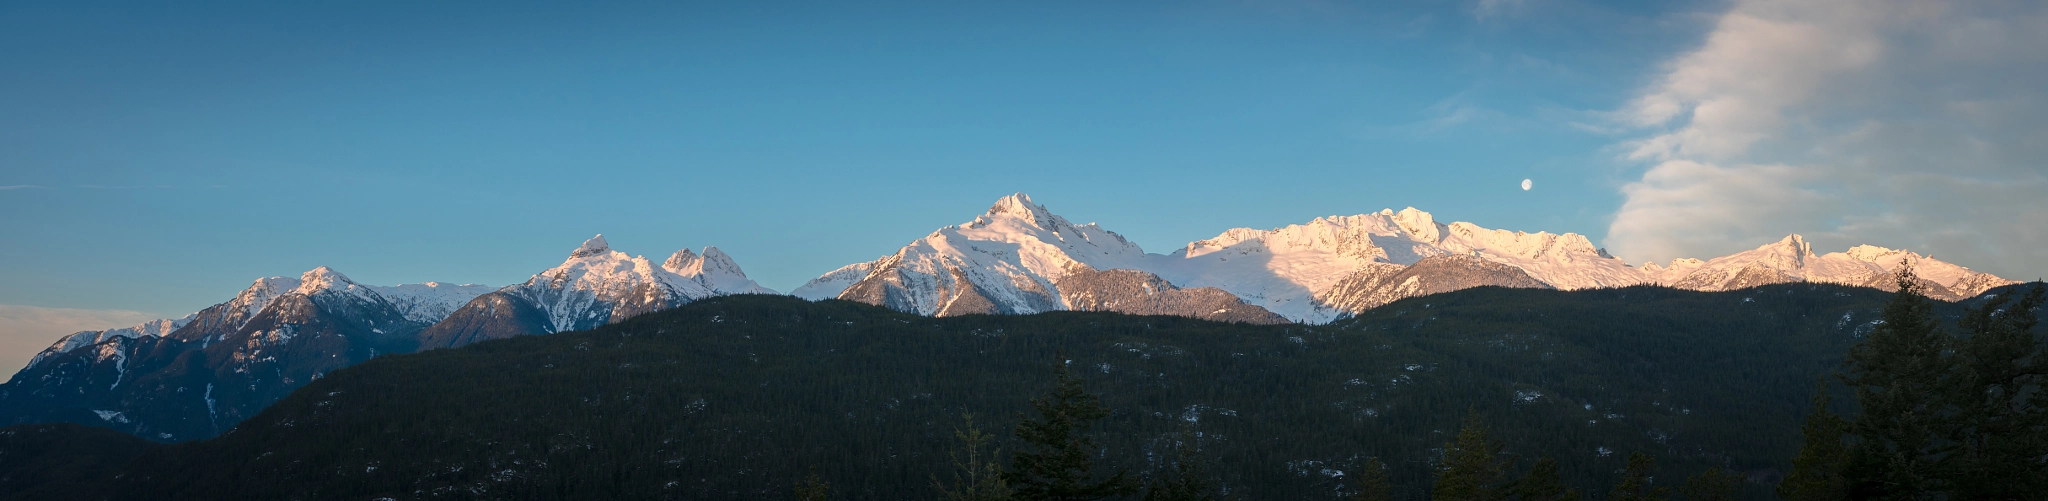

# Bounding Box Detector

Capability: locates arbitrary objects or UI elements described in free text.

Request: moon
[1521,179,1532,191]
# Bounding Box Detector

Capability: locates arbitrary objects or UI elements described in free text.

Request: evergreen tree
[1679,467,1739,501]
[1940,283,2047,499]
[935,413,1016,501]
[1778,383,1848,501]
[1007,358,1137,501]
[795,466,830,501]
[1508,457,1578,501]
[1433,412,1507,501]
[1349,457,1392,501]
[1141,423,1216,501]
[1838,266,1949,499]
[1607,452,1667,501]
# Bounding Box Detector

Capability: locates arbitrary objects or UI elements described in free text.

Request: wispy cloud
[78,185,178,189]
[0,185,49,190]
[1604,0,2048,280]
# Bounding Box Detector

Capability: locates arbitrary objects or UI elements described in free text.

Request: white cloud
[0,305,163,383]
[1605,0,2048,280]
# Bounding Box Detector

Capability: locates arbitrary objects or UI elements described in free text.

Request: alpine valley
[0,193,2017,444]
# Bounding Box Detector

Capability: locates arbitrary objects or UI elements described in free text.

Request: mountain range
[797,193,2014,323]
[2,193,2016,441]
[0,238,773,441]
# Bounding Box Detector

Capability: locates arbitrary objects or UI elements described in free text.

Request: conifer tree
[795,466,830,501]
[1607,452,1667,501]
[1432,412,1507,501]
[1007,357,1137,501]
[1508,457,1578,501]
[1839,266,1950,498]
[935,413,1016,501]
[1679,467,1740,501]
[1350,457,1392,501]
[1141,423,1216,501]
[1940,283,2047,499]
[1778,383,1848,501]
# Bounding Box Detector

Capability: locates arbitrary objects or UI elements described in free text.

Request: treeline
[1781,268,2047,499]
[0,280,2038,500]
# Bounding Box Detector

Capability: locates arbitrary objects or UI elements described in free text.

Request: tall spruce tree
[1350,457,1392,501]
[1141,423,1216,501]
[935,413,1016,501]
[1433,412,1508,501]
[1607,452,1667,501]
[1941,282,2047,498]
[1839,266,1951,499]
[1007,358,1137,501]
[1778,383,1848,501]
[1508,457,1578,501]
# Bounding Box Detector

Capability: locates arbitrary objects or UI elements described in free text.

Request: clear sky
[3,0,2044,370]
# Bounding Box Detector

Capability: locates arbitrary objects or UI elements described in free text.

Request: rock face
[0,268,489,442]
[804,194,2016,324]
[418,235,777,349]
[1055,267,1290,324]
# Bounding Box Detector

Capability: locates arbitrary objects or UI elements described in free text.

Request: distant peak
[572,234,611,258]
[1845,244,1903,262]
[986,192,1040,216]
[976,192,1063,229]
[1771,234,1813,256]
[294,266,357,293]
[663,248,701,271]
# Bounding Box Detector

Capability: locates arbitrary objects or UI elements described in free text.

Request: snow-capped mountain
[418,235,777,349]
[23,316,193,372]
[1645,235,2014,300]
[806,193,2019,324]
[2,267,491,441]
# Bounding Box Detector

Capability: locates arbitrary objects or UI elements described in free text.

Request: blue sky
[3,0,2043,356]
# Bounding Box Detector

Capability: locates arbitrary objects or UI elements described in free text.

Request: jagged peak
[1765,234,1814,256]
[699,246,748,278]
[571,234,611,258]
[975,192,1062,229]
[663,248,701,272]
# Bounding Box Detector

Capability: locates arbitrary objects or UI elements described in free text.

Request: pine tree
[1607,452,1667,501]
[1839,266,1950,499]
[1141,423,1216,501]
[1508,457,1578,501]
[794,466,830,501]
[1679,467,1740,501]
[1941,282,2047,498]
[1350,457,1392,501]
[1432,412,1507,501]
[1007,357,1138,501]
[1778,383,1848,501]
[934,413,1016,501]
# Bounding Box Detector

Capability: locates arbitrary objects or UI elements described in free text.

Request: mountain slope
[809,194,2017,324]
[417,235,776,349]
[0,268,489,441]
[8,285,2037,500]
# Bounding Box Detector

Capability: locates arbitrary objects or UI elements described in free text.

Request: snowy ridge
[489,235,778,334]
[792,259,882,300]
[1647,235,2015,299]
[21,267,492,372]
[838,194,1151,316]
[814,193,2019,324]
[25,315,194,371]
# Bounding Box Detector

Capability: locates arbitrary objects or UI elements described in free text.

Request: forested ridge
[0,281,2038,500]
